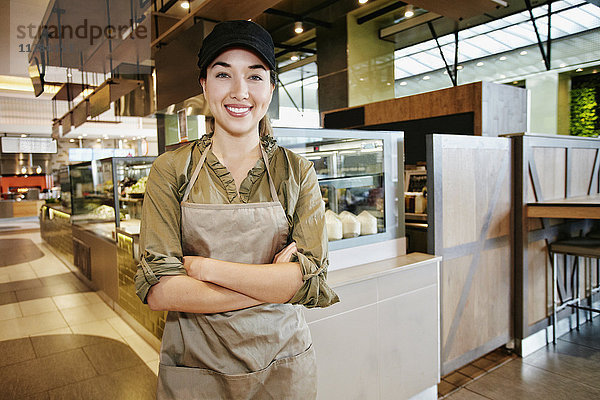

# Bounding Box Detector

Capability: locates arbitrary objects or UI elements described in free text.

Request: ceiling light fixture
[560,63,566,67]
[294,21,304,34]
[520,50,528,56]
[359,0,369,4]
[404,5,414,18]
[457,65,463,70]
[21,134,27,137]
[422,75,430,80]
[576,68,583,72]
[400,81,407,86]
[181,1,190,9]
[69,139,75,143]
[477,62,484,66]
[499,56,507,61]
[290,54,299,61]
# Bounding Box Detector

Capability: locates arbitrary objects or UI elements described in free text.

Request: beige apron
[157,143,317,400]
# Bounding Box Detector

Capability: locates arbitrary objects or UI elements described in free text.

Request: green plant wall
[570,73,600,137]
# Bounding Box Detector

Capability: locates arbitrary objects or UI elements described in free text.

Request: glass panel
[280,136,386,240]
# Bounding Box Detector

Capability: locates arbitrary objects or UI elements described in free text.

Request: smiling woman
[134,20,338,399]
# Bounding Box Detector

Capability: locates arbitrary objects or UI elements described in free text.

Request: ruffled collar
[195,132,278,203]
[196,132,278,158]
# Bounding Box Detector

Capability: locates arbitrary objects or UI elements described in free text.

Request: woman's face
[200,48,274,138]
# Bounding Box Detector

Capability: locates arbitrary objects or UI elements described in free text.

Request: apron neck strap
[181,141,280,203]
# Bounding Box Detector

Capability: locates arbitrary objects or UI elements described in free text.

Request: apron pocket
[157,345,317,400]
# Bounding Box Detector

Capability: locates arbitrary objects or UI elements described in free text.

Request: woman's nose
[230,77,248,100]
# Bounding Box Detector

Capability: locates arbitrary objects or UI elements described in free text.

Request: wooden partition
[514,134,599,350]
[427,134,513,374]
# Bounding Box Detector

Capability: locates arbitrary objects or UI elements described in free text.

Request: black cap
[197,20,276,75]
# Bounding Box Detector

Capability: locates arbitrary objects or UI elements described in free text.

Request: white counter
[305,252,441,400]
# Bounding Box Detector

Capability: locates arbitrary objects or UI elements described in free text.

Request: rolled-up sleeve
[287,161,340,308]
[135,152,187,303]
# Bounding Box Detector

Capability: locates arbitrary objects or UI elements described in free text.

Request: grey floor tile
[82,339,145,375]
[0,278,43,294]
[22,392,50,400]
[0,337,36,368]
[0,238,44,266]
[523,338,600,389]
[558,320,600,351]
[30,334,109,358]
[0,348,97,399]
[48,365,157,400]
[465,359,600,400]
[16,283,82,302]
[447,388,492,399]
[0,291,17,306]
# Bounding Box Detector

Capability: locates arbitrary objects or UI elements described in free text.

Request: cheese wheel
[358,210,378,235]
[339,211,360,238]
[325,210,343,241]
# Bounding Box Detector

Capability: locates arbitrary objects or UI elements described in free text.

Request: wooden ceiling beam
[151,0,281,48]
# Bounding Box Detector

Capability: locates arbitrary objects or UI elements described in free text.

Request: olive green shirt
[135,133,339,308]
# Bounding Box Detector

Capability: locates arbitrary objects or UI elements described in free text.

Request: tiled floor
[2,219,599,399]
[0,228,158,399]
[442,320,600,399]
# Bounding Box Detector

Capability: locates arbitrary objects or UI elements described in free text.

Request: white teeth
[226,106,251,113]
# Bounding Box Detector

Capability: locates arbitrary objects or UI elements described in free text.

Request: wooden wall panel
[568,148,597,197]
[515,134,600,349]
[364,82,481,129]
[429,135,512,374]
[481,81,528,137]
[442,150,478,248]
[527,239,549,325]
[532,147,566,201]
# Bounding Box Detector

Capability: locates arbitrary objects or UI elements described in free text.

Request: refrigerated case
[273,127,404,251]
[69,157,155,240]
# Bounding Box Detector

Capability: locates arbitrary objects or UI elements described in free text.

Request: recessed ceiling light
[576,68,583,72]
[400,81,408,86]
[180,1,189,9]
[499,56,507,61]
[443,70,448,74]
[97,138,102,142]
[69,139,75,143]
[294,21,304,34]
[499,74,506,79]
[520,51,528,56]
[513,81,518,84]
[593,69,598,74]
[422,75,430,80]
[477,62,484,67]
[386,82,391,85]
[290,54,299,61]
[560,63,566,67]
[21,134,27,137]
[457,65,463,70]
[404,5,414,18]
[77,135,83,139]
[359,0,368,4]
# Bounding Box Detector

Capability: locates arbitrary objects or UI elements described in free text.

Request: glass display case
[58,165,72,212]
[273,127,404,251]
[69,157,155,240]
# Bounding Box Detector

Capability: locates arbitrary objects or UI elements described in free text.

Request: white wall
[526,71,559,135]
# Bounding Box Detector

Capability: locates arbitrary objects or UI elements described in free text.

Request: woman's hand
[272,242,297,264]
[183,256,208,281]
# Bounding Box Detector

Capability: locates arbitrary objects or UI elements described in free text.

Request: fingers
[274,242,297,263]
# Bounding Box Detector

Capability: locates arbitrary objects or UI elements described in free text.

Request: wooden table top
[526,194,600,219]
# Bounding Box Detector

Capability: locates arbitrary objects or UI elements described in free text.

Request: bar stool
[548,238,600,343]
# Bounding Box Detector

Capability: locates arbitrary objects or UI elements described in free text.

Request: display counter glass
[69,157,155,240]
[273,128,404,251]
